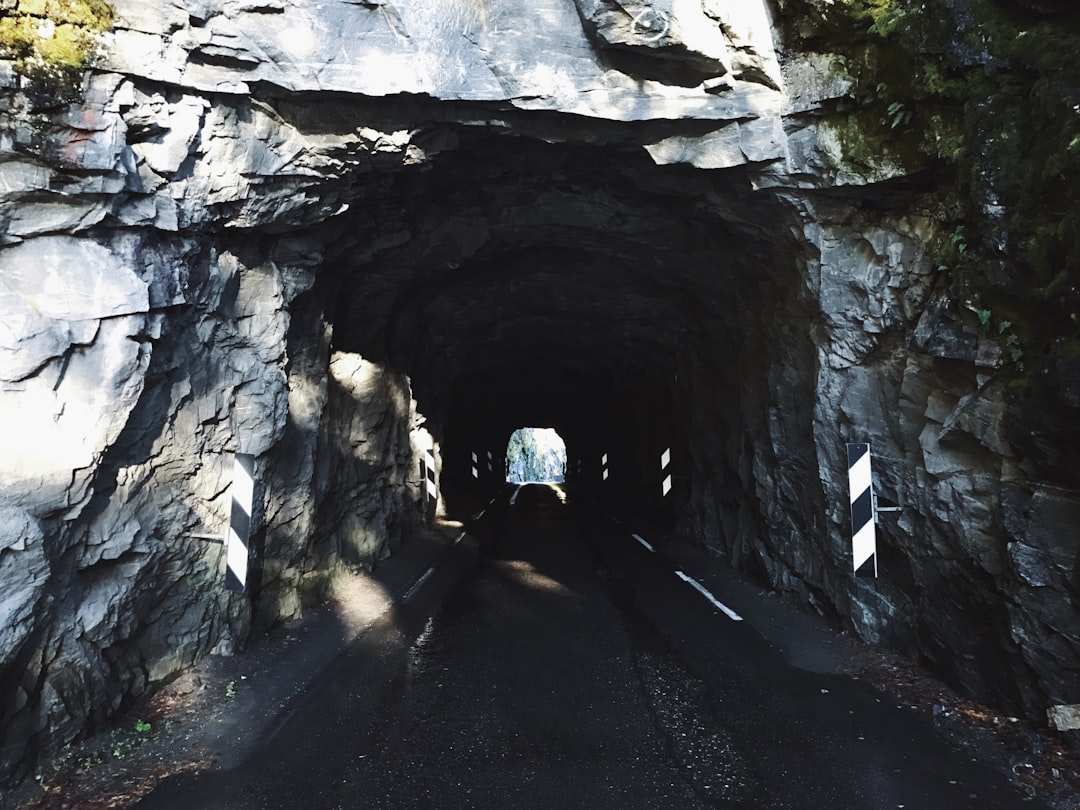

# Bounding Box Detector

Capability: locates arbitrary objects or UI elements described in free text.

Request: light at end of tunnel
[506,427,566,484]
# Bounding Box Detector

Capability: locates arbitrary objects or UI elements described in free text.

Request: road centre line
[510,487,522,506]
[674,570,744,622]
[631,533,655,553]
[474,508,486,520]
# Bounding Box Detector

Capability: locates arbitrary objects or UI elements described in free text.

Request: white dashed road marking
[632,533,655,553]
[674,570,743,622]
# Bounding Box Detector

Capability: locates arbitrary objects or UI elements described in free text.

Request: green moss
[802,0,1080,389]
[0,0,113,81]
[918,109,964,162]
[819,0,898,27]
[821,107,924,179]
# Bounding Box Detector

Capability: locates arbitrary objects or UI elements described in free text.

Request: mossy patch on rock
[791,0,1080,383]
[0,0,113,96]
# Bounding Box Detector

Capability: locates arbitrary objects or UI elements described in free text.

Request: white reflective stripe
[852,519,877,571]
[632,533,655,552]
[675,570,743,621]
[662,475,672,496]
[848,450,872,504]
[661,448,670,469]
[226,455,255,590]
[226,526,248,586]
[231,456,254,516]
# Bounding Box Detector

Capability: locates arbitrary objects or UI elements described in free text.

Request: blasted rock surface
[0,0,1077,788]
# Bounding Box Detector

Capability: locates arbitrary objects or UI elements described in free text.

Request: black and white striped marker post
[471,451,478,480]
[424,445,437,503]
[601,453,609,482]
[661,447,672,497]
[847,442,877,578]
[225,453,256,593]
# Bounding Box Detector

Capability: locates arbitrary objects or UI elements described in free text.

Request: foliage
[0,0,113,91]
[885,100,911,130]
[803,0,1080,387]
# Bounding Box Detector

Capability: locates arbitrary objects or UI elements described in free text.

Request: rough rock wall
[0,73,429,783]
[0,0,1077,785]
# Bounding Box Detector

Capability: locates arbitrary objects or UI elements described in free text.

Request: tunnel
[3,0,1080,787]
[320,131,810,537]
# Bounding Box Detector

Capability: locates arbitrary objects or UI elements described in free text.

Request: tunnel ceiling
[324,132,799,436]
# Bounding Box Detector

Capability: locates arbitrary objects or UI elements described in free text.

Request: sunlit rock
[0,0,1077,791]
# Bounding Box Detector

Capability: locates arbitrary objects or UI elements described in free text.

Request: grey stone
[1048,704,1080,732]
[0,0,1076,792]
[1009,542,1055,588]
[0,236,148,381]
[126,92,207,176]
[574,0,731,76]
[939,384,1010,456]
[912,302,980,363]
[644,123,743,169]
[0,505,49,657]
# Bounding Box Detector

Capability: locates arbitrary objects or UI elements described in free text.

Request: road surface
[139,484,1040,809]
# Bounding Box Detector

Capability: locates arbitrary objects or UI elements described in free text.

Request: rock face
[0,0,1078,786]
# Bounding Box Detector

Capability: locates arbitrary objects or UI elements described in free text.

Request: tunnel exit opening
[506,428,566,484]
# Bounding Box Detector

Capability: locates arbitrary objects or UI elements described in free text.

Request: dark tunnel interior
[320,128,809,528]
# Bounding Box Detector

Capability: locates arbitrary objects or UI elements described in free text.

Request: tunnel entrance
[506,428,567,484]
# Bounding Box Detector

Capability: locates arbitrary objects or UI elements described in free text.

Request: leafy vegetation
[35,718,158,791]
[0,0,113,92]
[798,0,1080,385]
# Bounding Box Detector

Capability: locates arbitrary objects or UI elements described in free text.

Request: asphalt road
[138,484,1042,809]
